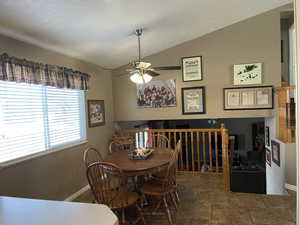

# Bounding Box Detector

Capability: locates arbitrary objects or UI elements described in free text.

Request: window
[0,81,86,163]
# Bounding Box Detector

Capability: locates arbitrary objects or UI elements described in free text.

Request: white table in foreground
[0,196,118,225]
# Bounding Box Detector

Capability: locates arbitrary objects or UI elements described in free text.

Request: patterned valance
[0,53,90,90]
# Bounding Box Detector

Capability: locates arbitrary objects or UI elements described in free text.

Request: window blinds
[0,81,86,163]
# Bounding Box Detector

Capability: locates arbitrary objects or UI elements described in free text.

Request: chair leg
[136,202,146,225]
[175,190,180,203]
[170,193,178,210]
[121,208,126,224]
[163,196,173,225]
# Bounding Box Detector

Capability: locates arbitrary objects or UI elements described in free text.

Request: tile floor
[74,173,296,225]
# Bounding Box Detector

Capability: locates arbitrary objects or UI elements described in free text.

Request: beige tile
[74,174,296,225]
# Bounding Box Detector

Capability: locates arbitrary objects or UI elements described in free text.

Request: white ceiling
[0,0,292,69]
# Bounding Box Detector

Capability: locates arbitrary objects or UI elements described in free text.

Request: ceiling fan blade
[153,66,181,70]
[146,70,160,77]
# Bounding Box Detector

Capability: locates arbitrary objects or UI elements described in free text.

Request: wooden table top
[0,196,118,225]
[103,148,173,176]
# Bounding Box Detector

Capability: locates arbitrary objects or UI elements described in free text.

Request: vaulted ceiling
[0,0,292,69]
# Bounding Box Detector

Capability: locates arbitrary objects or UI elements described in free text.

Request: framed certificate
[182,86,205,114]
[182,56,203,82]
[224,86,273,110]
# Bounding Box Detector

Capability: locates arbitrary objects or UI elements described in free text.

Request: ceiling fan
[127,28,181,84]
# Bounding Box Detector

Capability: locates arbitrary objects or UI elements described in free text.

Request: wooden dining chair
[147,134,169,148]
[109,140,125,154]
[86,162,145,225]
[140,144,180,225]
[83,147,103,168]
[151,140,181,204]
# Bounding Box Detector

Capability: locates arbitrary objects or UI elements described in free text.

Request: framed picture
[182,56,203,82]
[271,140,280,167]
[87,100,105,127]
[182,86,205,114]
[265,126,270,147]
[266,148,271,166]
[137,79,176,108]
[224,86,273,110]
[233,63,262,85]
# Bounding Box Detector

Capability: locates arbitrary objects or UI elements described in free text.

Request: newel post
[221,123,230,192]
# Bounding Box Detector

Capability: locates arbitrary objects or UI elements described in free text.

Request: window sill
[0,140,88,170]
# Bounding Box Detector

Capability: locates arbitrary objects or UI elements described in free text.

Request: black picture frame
[223,86,273,110]
[181,56,203,82]
[271,140,280,167]
[266,148,271,166]
[265,126,270,147]
[181,86,206,115]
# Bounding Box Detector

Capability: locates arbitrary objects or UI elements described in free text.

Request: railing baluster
[185,131,189,171]
[168,132,171,148]
[180,132,183,170]
[203,132,206,170]
[190,132,194,172]
[174,132,177,150]
[215,131,219,172]
[197,132,200,171]
[209,132,213,171]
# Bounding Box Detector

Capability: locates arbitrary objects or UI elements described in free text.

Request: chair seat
[140,180,175,196]
[108,191,140,210]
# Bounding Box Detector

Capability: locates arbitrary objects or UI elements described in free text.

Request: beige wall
[112,7,284,121]
[0,34,114,200]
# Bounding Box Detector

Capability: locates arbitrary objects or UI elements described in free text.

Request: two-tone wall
[0,34,114,200]
[112,7,285,121]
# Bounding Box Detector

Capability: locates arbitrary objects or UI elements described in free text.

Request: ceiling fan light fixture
[130,72,152,84]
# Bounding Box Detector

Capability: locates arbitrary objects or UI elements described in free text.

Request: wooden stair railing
[276,86,296,143]
[114,124,232,192]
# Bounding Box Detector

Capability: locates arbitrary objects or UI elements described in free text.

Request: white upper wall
[0,0,292,68]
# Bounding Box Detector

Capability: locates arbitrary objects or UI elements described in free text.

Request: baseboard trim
[285,183,297,192]
[64,184,90,202]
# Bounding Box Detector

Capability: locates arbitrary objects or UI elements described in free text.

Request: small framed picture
[233,63,262,85]
[182,86,205,114]
[266,148,271,166]
[271,140,280,167]
[182,56,203,82]
[87,100,105,127]
[265,126,270,147]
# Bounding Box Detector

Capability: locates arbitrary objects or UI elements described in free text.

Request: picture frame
[223,86,273,110]
[271,140,280,167]
[182,86,206,114]
[233,63,263,85]
[87,100,105,127]
[136,79,176,108]
[265,126,270,147]
[266,148,271,166]
[182,56,203,82]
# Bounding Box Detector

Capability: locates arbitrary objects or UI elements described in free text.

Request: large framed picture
[87,100,105,127]
[137,79,176,108]
[223,86,273,110]
[233,63,262,85]
[182,56,203,82]
[182,86,205,114]
[271,140,280,167]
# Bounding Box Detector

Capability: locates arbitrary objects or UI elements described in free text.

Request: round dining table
[103,148,173,177]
